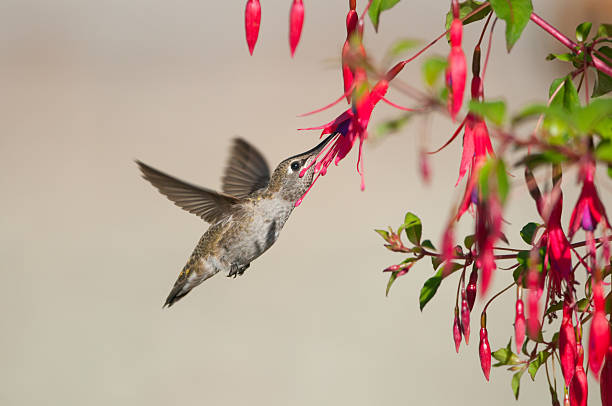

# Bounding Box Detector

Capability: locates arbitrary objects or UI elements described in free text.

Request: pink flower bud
[559,303,577,387]
[479,325,491,381]
[289,0,304,57]
[570,343,588,406]
[453,309,462,353]
[466,268,478,310]
[601,345,612,406]
[514,298,526,353]
[461,296,470,345]
[589,283,611,376]
[445,19,466,121]
[245,0,261,55]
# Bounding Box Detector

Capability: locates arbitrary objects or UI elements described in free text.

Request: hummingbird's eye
[290,161,301,171]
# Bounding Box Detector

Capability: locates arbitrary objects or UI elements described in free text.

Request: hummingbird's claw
[228,263,250,278]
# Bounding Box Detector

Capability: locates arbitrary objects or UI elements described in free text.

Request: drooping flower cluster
[244,0,305,56]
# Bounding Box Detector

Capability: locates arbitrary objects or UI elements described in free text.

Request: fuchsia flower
[514,295,526,352]
[479,324,491,381]
[570,329,588,406]
[297,63,407,200]
[542,192,573,296]
[466,267,478,310]
[446,18,467,121]
[568,157,610,240]
[289,0,304,57]
[559,302,577,387]
[453,308,462,353]
[245,0,261,55]
[589,282,610,376]
[602,344,612,406]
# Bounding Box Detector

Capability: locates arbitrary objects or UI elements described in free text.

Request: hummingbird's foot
[228,263,250,278]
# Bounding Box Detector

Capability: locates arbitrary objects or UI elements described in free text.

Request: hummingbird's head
[270,134,335,203]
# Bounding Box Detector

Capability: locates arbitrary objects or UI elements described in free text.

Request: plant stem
[529,13,577,51]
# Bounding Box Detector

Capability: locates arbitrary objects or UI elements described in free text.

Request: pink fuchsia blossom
[453,308,462,353]
[514,294,526,353]
[543,192,573,296]
[446,19,466,120]
[479,324,491,381]
[297,63,407,199]
[559,302,577,387]
[289,0,304,57]
[568,157,610,239]
[589,281,610,376]
[244,0,261,55]
[456,115,494,219]
[601,344,612,406]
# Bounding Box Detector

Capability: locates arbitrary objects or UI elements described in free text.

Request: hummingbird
[137,135,333,307]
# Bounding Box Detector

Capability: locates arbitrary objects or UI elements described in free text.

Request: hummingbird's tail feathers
[163,257,218,308]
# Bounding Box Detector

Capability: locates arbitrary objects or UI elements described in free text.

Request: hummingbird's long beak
[288,133,336,161]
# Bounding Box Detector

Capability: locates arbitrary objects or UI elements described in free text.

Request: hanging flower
[245,0,262,55]
[289,0,305,57]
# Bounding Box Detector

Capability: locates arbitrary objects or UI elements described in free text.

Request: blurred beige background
[1,1,611,405]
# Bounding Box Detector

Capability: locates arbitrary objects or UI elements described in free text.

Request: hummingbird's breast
[220,197,294,267]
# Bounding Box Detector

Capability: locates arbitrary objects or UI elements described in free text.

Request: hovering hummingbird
[137,135,333,307]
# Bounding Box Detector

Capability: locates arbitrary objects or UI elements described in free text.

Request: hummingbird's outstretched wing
[137,161,239,224]
[221,138,270,198]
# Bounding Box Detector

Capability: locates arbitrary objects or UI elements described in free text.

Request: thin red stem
[529,13,577,51]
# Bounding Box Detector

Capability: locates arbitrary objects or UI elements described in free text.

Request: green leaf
[576,298,590,312]
[419,270,442,311]
[546,53,575,62]
[528,351,550,380]
[421,56,447,87]
[489,0,533,51]
[550,76,580,113]
[431,255,443,270]
[386,38,421,59]
[496,159,509,203]
[368,0,401,32]
[374,114,412,138]
[375,229,390,241]
[520,222,540,245]
[576,22,592,42]
[386,271,399,296]
[575,98,612,133]
[403,212,422,246]
[595,116,612,139]
[518,150,569,169]
[512,369,525,400]
[464,234,475,250]
[596,140,612,163]
[445,1,492,40]
[493,341,521,366]
[469,100,507,126]
[593,47,612,98]
[421,239,436,250]
[597,24,612,38]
